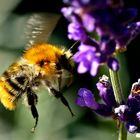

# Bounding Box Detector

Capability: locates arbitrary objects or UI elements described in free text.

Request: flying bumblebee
[0,13,75,132]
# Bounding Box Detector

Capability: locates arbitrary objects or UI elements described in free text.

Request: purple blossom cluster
[76,75,117,116]
[76,75,140,134]
[61,0,140,76]
[115,79,140,133]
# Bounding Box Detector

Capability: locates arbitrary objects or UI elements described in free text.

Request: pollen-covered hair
[23,42,75,77]
[24,43,64,63]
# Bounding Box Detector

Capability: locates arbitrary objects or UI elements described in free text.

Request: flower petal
[136,112,140,121]
[68,22,87,41]
[82,14,95,32]
[126,122,138,133]
[114,105,129,121]
[90,60,99,76]
[77,61,88,73]
[76,88,99,109]
[107,57,119,71]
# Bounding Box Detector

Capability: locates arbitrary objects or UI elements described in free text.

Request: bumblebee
[0,14,75,132]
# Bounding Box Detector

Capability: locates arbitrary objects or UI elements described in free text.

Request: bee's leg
[27,88,39,132]
[50,88,74,117]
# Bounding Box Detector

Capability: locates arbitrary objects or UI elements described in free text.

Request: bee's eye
[39,60,45,67]
[38,60,50,67]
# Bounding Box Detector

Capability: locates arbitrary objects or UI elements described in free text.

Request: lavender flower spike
[113,78,140,134]
[76,75,117,117]
[62,0,140,76]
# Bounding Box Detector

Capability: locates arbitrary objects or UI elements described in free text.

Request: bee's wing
[25,13,61,47]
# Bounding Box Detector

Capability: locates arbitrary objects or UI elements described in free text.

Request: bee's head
[37,51,74,77]
[24,43,74,76]
[24,43,63,74]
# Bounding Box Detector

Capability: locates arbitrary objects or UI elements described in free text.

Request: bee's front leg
[49,87,74,117]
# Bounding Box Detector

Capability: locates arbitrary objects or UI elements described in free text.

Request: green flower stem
[118,123,127,140]
[109,70,123,104]
[109,69,127,140]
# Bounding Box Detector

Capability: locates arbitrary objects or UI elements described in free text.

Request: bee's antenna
[68,41,79,51]
[64,41,79,57]
[67,41,79,54]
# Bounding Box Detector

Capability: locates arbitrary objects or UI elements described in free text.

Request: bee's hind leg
[49,88,74,117]
[27,88,39,132]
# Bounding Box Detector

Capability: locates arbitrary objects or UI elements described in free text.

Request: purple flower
[75,76,140,134]
[136,112,140,121]
[114,105,129,121]
[61,7,74,20]
[76,75,116,117]
[76,88,113,117]
[76,88,99,109]
[126,122,138,133]
[68,22,87,41]
[73,43,100,76]
[96,75,117,107]
[82,14,95,32]
[107,57,119,71]
[100,39,116,55]
[114,78,140,133]
[62,0,140,76]
[127,22,140,43]
[73,39,119,76]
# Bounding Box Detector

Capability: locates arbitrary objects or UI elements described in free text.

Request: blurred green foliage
[0,0,139,140]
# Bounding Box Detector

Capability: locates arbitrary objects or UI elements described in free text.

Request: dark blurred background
[0,0,139,140]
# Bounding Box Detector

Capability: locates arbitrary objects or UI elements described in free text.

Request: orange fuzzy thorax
[23,43,63,63]
[23,43,64,75]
